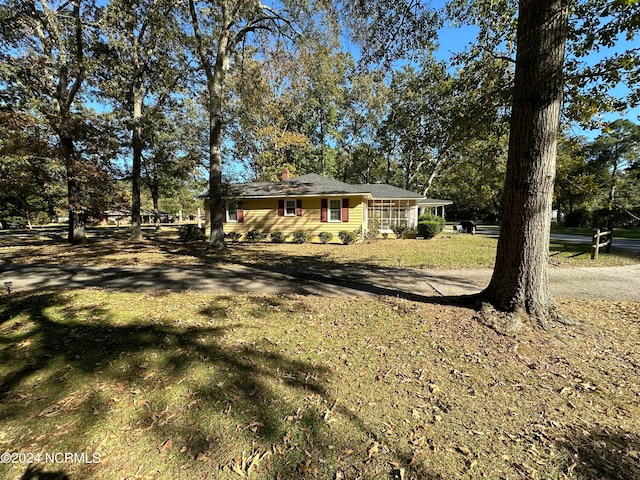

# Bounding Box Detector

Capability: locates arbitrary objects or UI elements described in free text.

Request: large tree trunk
[207,73,226,249]
[205,30,231,249]
[481,0,570,328]
[62,135,87,244]
[188,0,227,249]
[129,80,144,242]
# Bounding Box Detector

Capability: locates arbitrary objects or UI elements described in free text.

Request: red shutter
[342,198,349,222]
[278,199,284,216]
[321,199,328,222]
[237,201,244,223]
[296,199,302,216]
[221,203,226,223]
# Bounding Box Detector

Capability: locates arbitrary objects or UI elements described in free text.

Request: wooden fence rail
[591,228,613,260]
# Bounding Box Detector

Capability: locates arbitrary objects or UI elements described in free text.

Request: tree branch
[64,0,84,111]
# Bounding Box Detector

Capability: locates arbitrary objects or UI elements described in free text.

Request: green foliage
[291,230,309,244]
[270,232,287,243]
[392,224,410,239]
[563,209,591,228]
[225,232,242,243]
[556,123,640,228]
[178,225,206,242]
[244,230,264,243]
[417,212,446,230]
[380,58,510,194]
[338,230,357,245]
[318,231,334,244]
[417,221,442,239]
[363,228,379,243]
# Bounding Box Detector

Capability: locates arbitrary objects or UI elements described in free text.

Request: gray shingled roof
[361,184,424,199]
[201,173,433,200]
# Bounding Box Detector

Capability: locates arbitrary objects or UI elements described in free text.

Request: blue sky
[427,3,640,140]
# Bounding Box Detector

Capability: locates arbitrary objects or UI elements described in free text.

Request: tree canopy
[1,0,638,262]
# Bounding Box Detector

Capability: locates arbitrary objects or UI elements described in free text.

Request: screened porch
[366,199,419,232]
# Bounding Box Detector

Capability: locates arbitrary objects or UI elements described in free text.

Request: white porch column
[410,205,418,228]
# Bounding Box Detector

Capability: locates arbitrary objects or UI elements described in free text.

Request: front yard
[1,228,639,479]
[1,226,638,269]
[1,291,639,480]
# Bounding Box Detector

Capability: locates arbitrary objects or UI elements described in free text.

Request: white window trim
[284,199,297,217]
[227,201,238,223]
[328,199,342,223]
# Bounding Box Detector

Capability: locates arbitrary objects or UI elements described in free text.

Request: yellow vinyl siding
[205,196,366,242]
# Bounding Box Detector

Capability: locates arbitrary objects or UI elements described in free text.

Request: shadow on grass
[557,427,640,480]
[549,242,640,262]
[0,291,439,479]
[156,241,481,307]
[20,465,69,480]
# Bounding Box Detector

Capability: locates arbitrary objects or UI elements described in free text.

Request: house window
[285,200,296,216]
[329,199,342,222]
[227,201,238,222]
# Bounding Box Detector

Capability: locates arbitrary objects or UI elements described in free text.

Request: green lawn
[1,228,638,269]
[551,225,640,240]
[1,291,639,480]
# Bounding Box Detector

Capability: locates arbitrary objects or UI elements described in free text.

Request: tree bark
[481,0,570,328]
[150,177,162,231]
[188,0,227,249]
[207,49,228,249]
[129,79,144,242]
[61,134,87,244]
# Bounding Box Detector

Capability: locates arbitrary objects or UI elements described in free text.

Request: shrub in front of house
[270,232,287,243]
[417,220,442,239]
[364,228,378,243]
[338,230,357,245]
[318,231,333,244]
[291,230,309,244]
[392,224,410,239]
[418,212,446,231]
[178,224,206,242]
[225,232,242,243]
[244,230,264,243]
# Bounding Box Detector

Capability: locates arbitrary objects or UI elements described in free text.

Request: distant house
[200,171,453,242]
[95,209,171,225]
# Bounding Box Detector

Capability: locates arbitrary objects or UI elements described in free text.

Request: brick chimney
[281,168,290,181]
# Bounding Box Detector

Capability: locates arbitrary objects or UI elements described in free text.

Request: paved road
[475,228,640,254]
[549,233,640,254]
[2,262,639,302]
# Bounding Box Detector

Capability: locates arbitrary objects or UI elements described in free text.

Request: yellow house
[201,172,451,242]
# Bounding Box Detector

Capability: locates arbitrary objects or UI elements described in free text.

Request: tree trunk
[129,80,144,242]
[207,96,226,247]
[151,179,161,231]
[188,0,227,249]
[205,36,230,249]
[481,0,570,328]
[62,135,86,244]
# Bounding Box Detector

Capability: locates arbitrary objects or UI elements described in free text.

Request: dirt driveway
[1,262,639,302]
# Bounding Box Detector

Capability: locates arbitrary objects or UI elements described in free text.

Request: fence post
[591,228,600,260]
[605,228,613,253]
